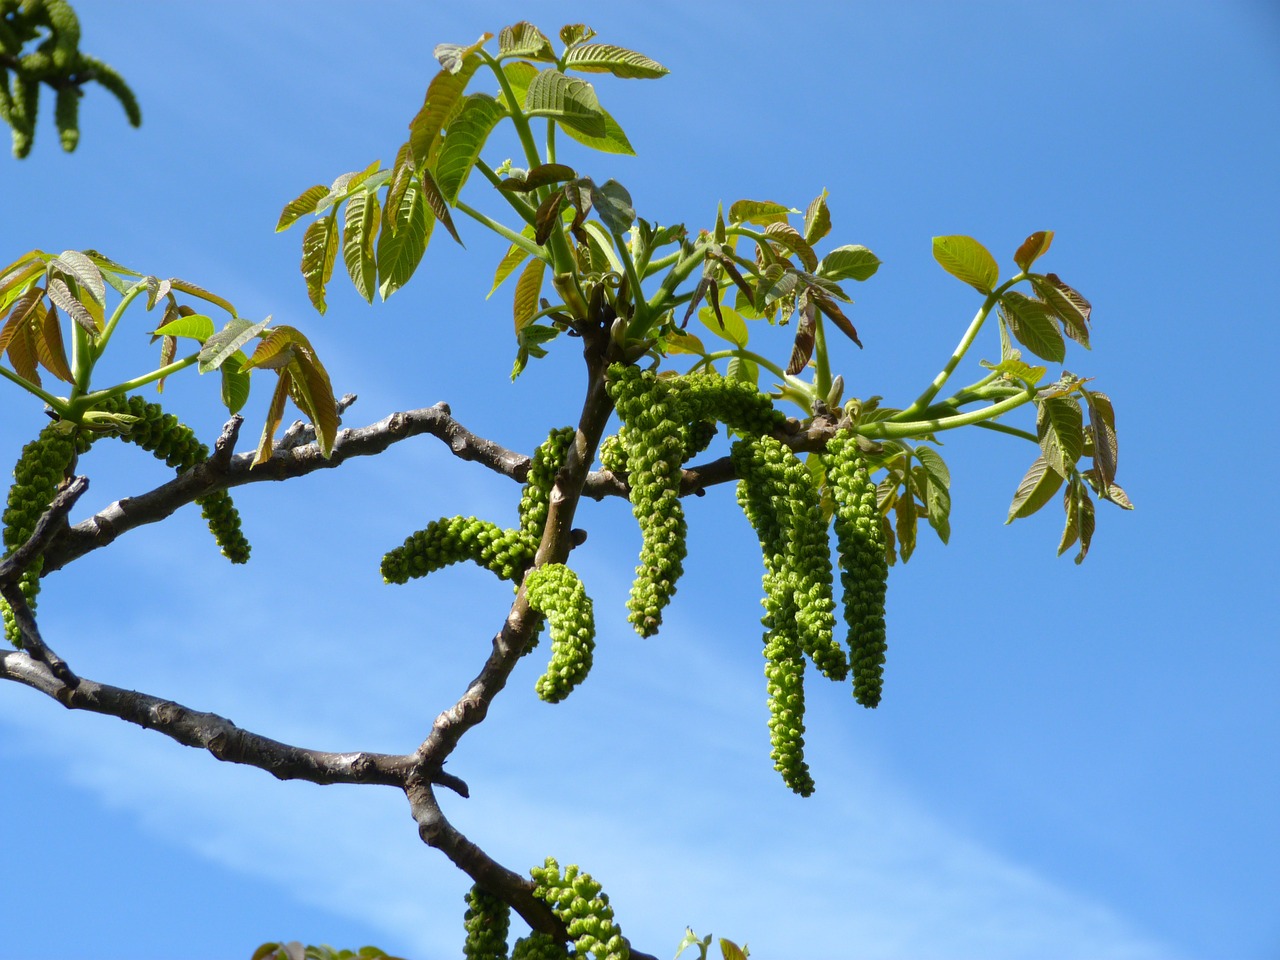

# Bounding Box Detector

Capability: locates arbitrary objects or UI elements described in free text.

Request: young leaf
[562,43,669,78]
[285,340,338,458]
[725,354,758,386]
[301,214,339,314]
[999,291,1065,362]
[45,277,98,334]
[382,142,415,236]
[923,470,951,544]
[511,322,559,380]
[276,184,328,232]
[980,355,1047,387]
[591,179,635,235]
[1007,455,1063,522]
[408,52,484,165]
[559,24,597,47]
[168,277,237,317]
[932,235,999,294]
[895,489,918,562]
[417,169,463,245]
[5,298,41,386]
[697,304,747,347]
[199,317,271,374]
[1036,396,1084,478]
[764,222,818,272]
[153,312,215,342]
[915,445,951,490]
[497,22,556,61]
[533,191,567,246]
[663,328,705,355]
[342,191,380,303]
[804,191,831,246]
[817,244,881,282]
[1083,389,1118,489]
[728,199,792,227]
[433,93,505,204]
[524,69,606,138]
[808,286,862,347]
[786,299,816,374]
[376,183,432,300]
[53,250,105,307]
[253,369,292,467]
[220,351,251,414]
[513,257,546,333]
[36,301,73,383]
[488,228,536,298]
[499,163,577,193]
[1013,230,1053,272]
[1032,273,1091,347]
[557,104,636,155]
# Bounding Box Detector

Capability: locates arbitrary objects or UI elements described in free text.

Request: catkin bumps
[525,563,595,703]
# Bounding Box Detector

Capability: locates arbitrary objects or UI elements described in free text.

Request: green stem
[857,388,1036,439]
[455,201,549,261]
[611,228,646,329]
[813,313,832,401]
[700,348,792,385]
[642,249,681,279]
[0,364,67,411]
[93,279,147,359]
[482,52,542,172]
[895,274,1025,421]
[640,242,709,338]
[79,353,201,406]
[546,118,556,165]
[975,421,1037,442]
[474,159,538,227]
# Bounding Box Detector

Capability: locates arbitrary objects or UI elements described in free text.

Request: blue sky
[1,2,1277,958]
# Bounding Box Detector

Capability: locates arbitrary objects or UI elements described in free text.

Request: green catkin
[8,67,35,157]
[605,366,687,637]
[531,858,629,960]
[672,370,787,438]
[823,433,889,708]
[1,422,77,646]
[53,82,76,150]
[511,932,570,960]
[519,427,575,542]
[463,883,511,960]
[95,396,250,563]
[76,53,140,126]
[596,431,627,474]
[381,516,536,585]
[524,563,595,703]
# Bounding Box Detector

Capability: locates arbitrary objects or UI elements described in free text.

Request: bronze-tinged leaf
[513,257,546,333]
[1007,454,1064,522]
[276,184,328,233]
[52,250,106,307]
[681,275,711,328]
[253,369,292,467]
[0,286,44,358]
[787,299,817,375]
[409,48,485,166]
[1058,482,1079,556]
[1035,273,1092,347]
[1083,389,1118,489]
[499,163,577,193]
[1013,230,1054,272]
[999,291,1065,363]
[157,334,176,393]
[46,277,98,334]
[804,191,831,246]
[243,326,297,371]
[1073,484,1095,564]
[895,492,918,562]
[36,300,73,383]
[1103,482,1134,510]
[5,296,42,386]
[168,277,237,317]
[1036,395,1084,478]
[286,343,338,458]
[145,276,172,311]
[383,142,415,235]
[809,287,862,347]
[765,222,818,272]
[533,191,566,246]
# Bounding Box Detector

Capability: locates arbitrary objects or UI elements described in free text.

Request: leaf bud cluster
[463,882,511,960]
[822,433,889,708]
[530,858,629,960]
[519,427,575,542]
[381,516,536,585]
[524,563,595,703]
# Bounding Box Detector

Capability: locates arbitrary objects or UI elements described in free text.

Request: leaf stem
[474,159,538,227]
[642,249,681,279]
[482,52,543,172]
[858,387,1036,439]
[813,313,832,401]
[699,348,791,385]
[641,242,708,337]
[0,364,66,411]
[454,201,549,261]
[93,279,147,359]
[79,353,201,406]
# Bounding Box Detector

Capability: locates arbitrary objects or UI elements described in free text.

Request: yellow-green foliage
[823,433,889,707]
[524,563,595,703]
[463,883,510,960]
[531,858,629,960]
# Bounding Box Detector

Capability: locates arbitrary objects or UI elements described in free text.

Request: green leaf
[497,22,556,61]
[557,103,636,155]
[417,168,463,245]
[719,939,748,960]
[1083,389,1118,489]
[276,184,328,232]
[728,199,792,227]
[220,351,251,414]
[1013,230,1053,271]
[376,182,432,300]
[253,369,291,467]
[488,228,536,298]
[435,33,493,74]
[153,313,215,342]
[317,160,381,215]
[698,304,748,347]
[895,489,918,561]
[301,214,339,314]
[922,469,951,543]
[498,61,538,111]
[512,257,546,333]
[342,192,380,303]
[562,43,669,78]
[932,235,999,293]
[45,277,98,334]
[434,93,505,204]
[1032,273,1091,347]
[285,336,338,458]
[168,277,237,317]
[54,250,105,306]
[559,24,596,48]
[524,69,606,137]
[1007,455,1063,522]
[408,50,484,165]
[382,142,414,235]
[915,445,950,489]
[663,328,704,355]
[999,291,1065,363]
[979,355,1047,387]
[764,222,818,272]
[199,317,271,374]
[817,244,881,282]
[511,322,559,380]
[591,179,634,235]
[804,190,831,245]
[725,355,758,386]
[1036,396,1084,478]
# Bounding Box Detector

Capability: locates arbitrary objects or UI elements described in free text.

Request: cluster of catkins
[0,0,140,157]
[381,427,598,702]
[1,397,250,646]
[530,858,629,960]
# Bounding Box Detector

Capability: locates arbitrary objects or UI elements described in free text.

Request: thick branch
[42,402,531,574]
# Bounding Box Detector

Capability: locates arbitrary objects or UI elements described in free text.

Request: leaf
[499,163,577,193]
[533,191,567,246]
[563,43,669,78]
[342,192,380,303]
[285,334,338,458]
[513,257,546,333]
[808,286,861,347]
[488,229,536,298]
[1083,389,1118,489]
[4,287,46,361]
[220,351,251,414]
[895,490,918,562]
[45,277,98,334]
[698,304,748,347]
[53,250,105,306]
[1032,273,1091,347]
[301,214,339,314]
[417,168,463,246]
[728,199,792,227]
[1036,396,1084,478]
[719,940,748,960]
[36,301,73,383]
[382,142,414,235]
[725,355,758,386]
[376,182,432,300]
[565,102,633,151]
[979,355,1047,387]
[786,299,816,374]
[511,322,559,380]
[923,469,951,543]
[5,297,41,386]
[434,93,505,204]
[764,222,818,272]
[817,244,881,282]
[591,179,635,235]
[199,317,272,374]
[408,49,485,165]
[932,235,999,293]
[999,291,1065,363]
[663,328,704,355]
[1013,230,1053,271]
[1007,455,1064,522]
[253,369,292,467]
[153,312,215,342]
[1060,481,1095,564]
[498,22,556,61]
[915,445,950,489]
[524,69,606,138]
[804,191,831,245]
[168,277,237,317]
[145,276,172,310]
[559,24,596,47]
[276,184,329,233]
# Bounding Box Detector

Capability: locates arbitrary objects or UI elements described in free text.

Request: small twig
[0,584,79,687]
[0,475,89,581]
